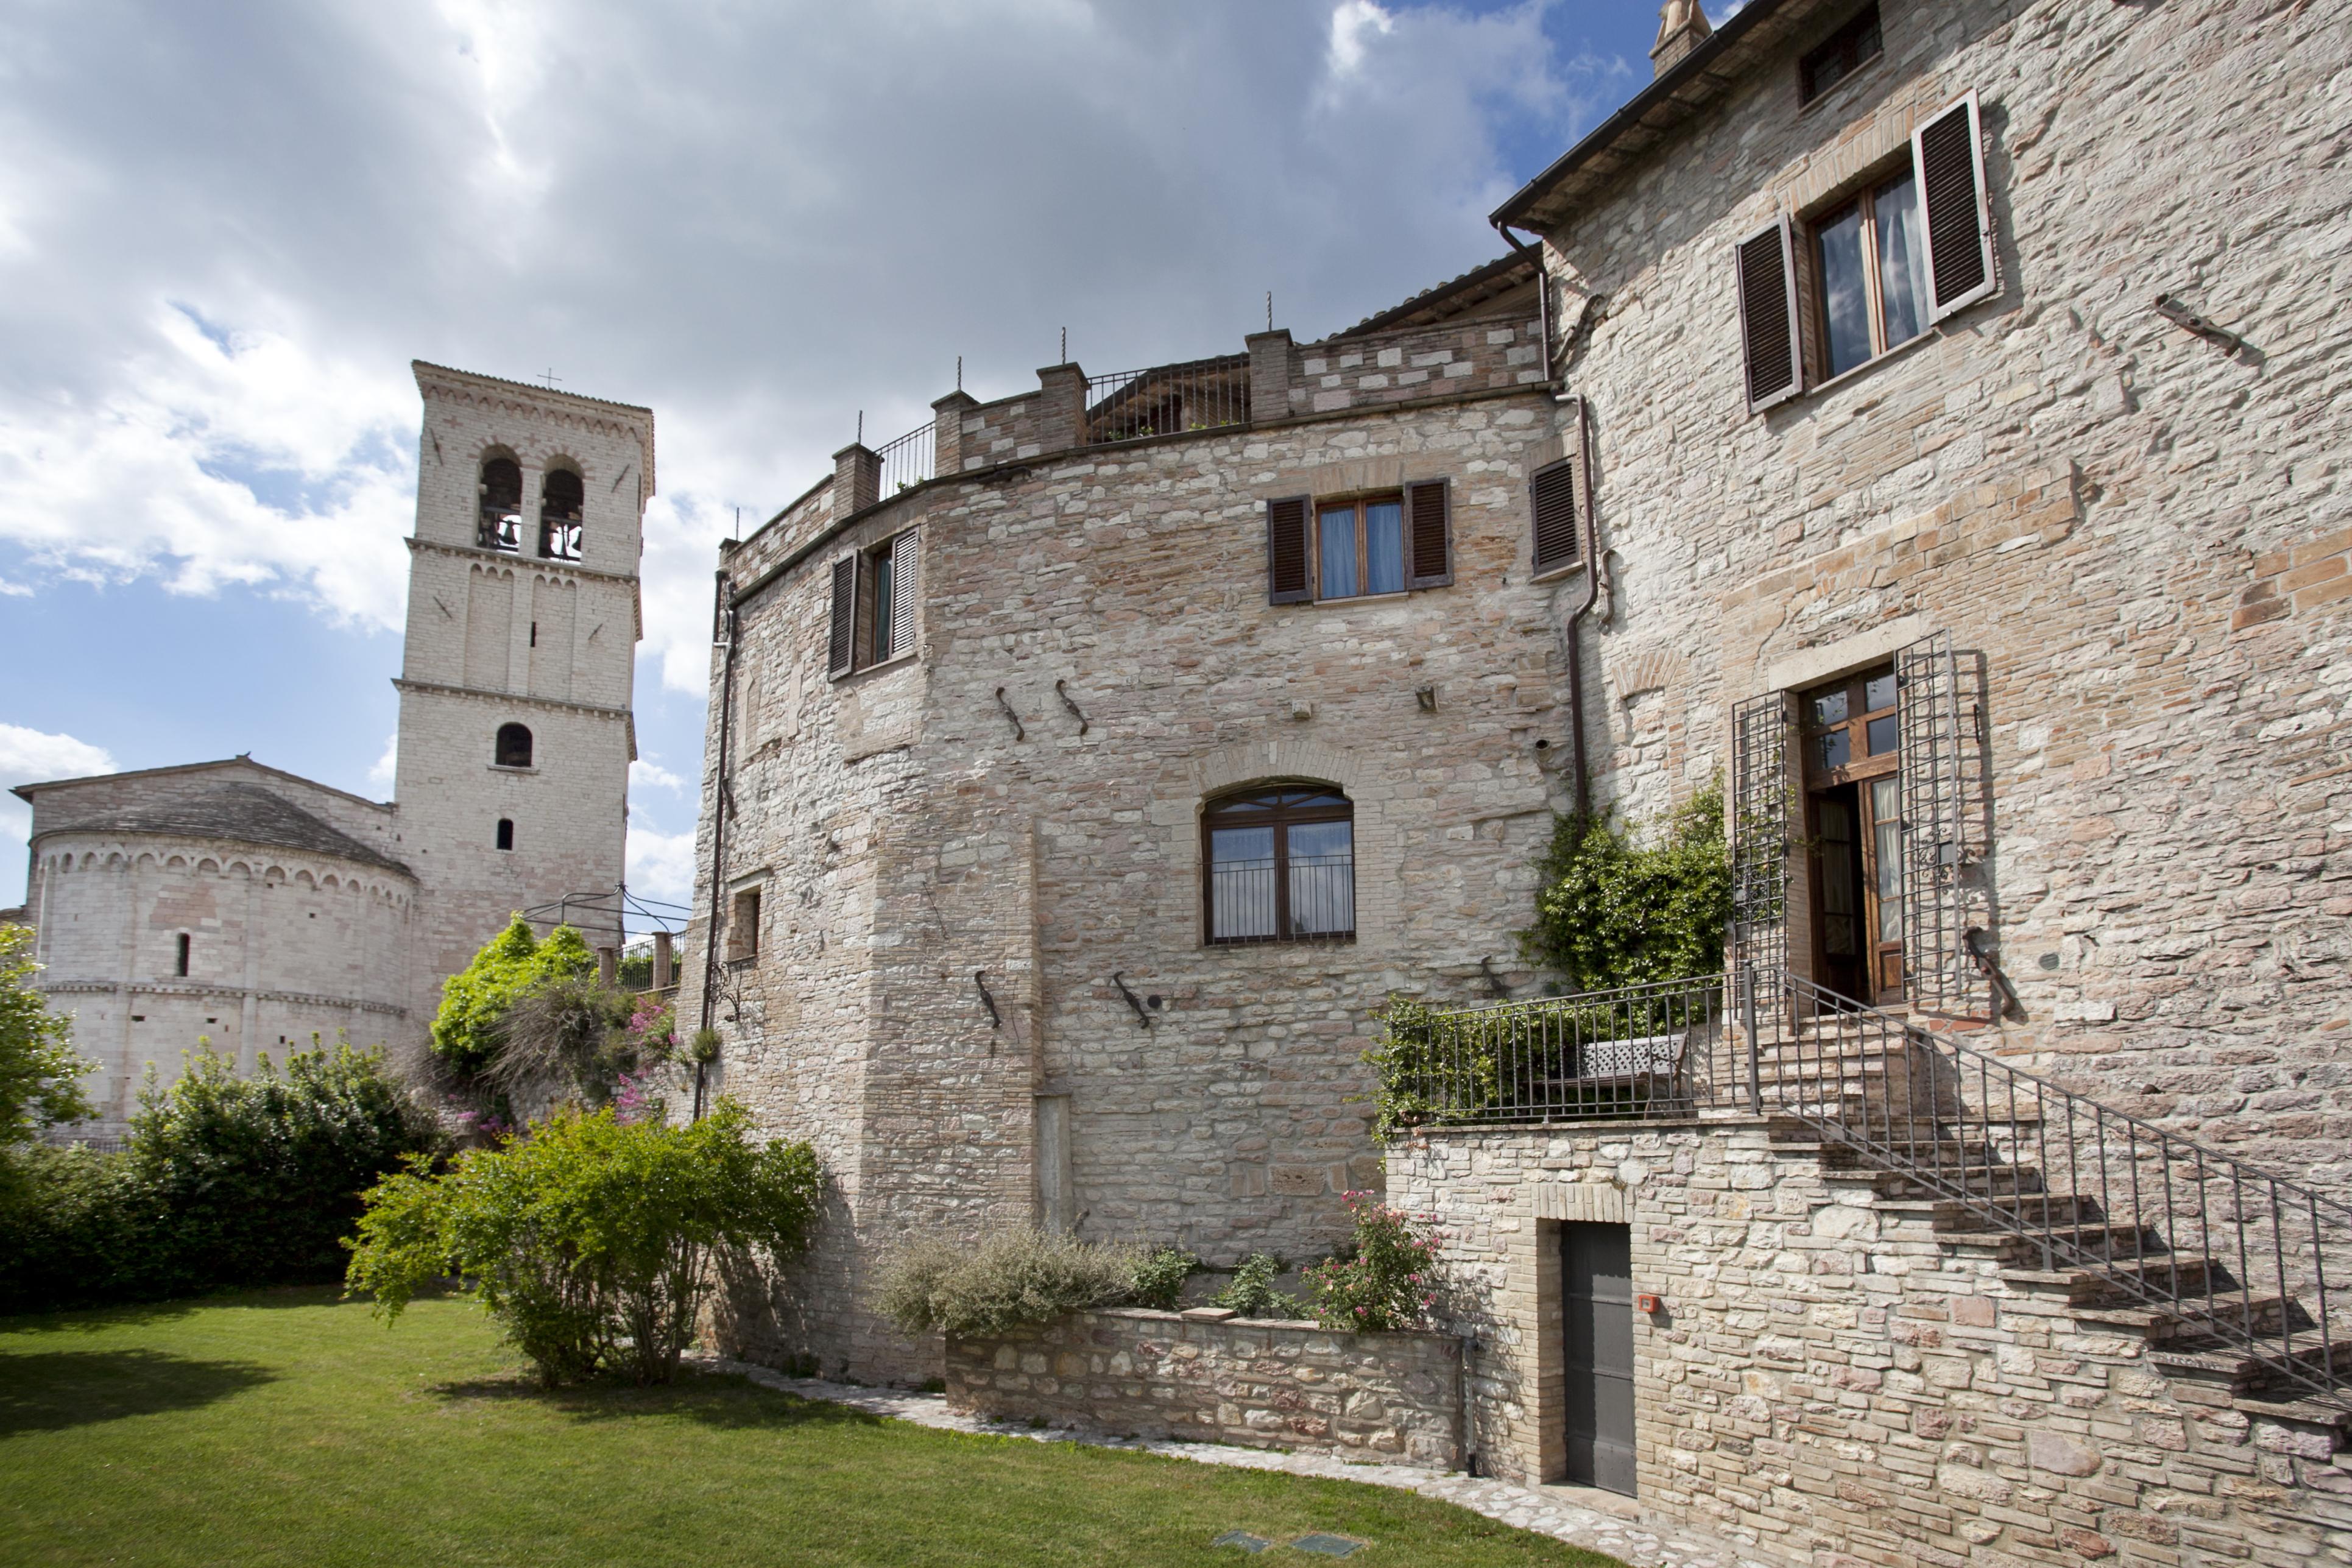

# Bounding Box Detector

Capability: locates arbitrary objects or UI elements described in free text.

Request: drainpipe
[697,569,738,1121]
[1496,217,1602,825]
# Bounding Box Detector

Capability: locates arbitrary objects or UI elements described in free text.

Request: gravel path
[687,1353,1765,1568]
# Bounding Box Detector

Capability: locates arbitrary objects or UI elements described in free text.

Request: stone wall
[944,1308,1462,1469]
[1391,1122,2352,1567]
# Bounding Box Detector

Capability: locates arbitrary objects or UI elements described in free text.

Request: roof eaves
[1491,0,1803,235]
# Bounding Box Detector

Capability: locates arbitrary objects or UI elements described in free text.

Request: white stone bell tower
[390,361,652,1028]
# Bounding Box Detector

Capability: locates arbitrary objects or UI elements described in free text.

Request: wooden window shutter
[1265,495,1312,604]
[1530,455,1580,577]
[1734,214,1802,411]
[1913,91,1996,322]
[826,556,856,676]
[1403,479,1452,590]
[888,531,917,659]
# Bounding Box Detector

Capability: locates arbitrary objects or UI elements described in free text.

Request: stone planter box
[945,1308,1463,1469]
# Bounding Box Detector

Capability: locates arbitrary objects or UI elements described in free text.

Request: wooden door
[1563,1223,1636,1496]
[1801,666,1906,1005]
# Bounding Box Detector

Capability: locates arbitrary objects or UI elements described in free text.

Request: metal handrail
[875,421,934,494]
[1083,354,1250,443]
[1400,967,2352,1409]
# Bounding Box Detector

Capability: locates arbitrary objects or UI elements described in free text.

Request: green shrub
[1128,1247,1200,1311]
[875,1230,1142,1339]
[1211,1252,1296,1318]
[1520,781,1731,994]
[430,917,596,1079]
[1300,1192,1442,1333]
[0,1042,443,1315]
[0,922,91,1150]
[345,1100,819,1386]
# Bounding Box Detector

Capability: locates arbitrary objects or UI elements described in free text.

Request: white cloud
[0,724,116,878]
[367,732,399,793]
[626,822,699,909]
[1329,1,1396,77]
[631,757,688,794]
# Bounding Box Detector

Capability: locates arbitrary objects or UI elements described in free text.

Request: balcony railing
[1084,355,1250,444]
[876,421,935,495]
[1207,853,1355,943]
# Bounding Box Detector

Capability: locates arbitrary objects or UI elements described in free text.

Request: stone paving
[688,1352,1763,1568]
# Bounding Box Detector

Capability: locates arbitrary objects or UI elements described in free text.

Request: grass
[0,1288,1623,1567]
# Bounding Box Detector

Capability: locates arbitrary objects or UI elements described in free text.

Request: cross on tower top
[537,367,562,389]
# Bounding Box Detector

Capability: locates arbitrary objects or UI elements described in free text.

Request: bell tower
[392,362,653,1029]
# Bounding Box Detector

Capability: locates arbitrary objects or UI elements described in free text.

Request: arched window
[540,467,584,561]
[478,456,523,552]
[495,723,534,768]
[1202,784,1355,944]
[496,818,515,852]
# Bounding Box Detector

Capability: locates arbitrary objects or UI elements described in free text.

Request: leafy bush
[1520,780,1732,993]
[875,1229,1142,1339]
[486,972,638,1106]
[1211,1252,1296,1318]
[0,1042,444,1314]
[0,922,91,1149]
[1300,1192,1442,1333]
[345,1100,819,1386]
[1128,1247,1200,1311]
[1363,995,1502,1143]
[430,917,596,1079]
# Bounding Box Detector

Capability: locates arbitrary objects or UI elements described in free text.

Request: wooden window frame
[1799,2,1882,106]
[1801,163,1930,383]
[1200,785,1357,945]
[1799,665,1904,1005]
[827,529,919,680]
[1312,492,1407,604]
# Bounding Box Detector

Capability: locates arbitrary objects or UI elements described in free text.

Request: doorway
[1799,665,1905,1006]
[1561,1221,1636,1496]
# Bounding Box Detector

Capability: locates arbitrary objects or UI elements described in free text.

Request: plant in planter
[1211,1252,1296,1318]
[1300,1192,1442,1333]
[1129,1246,1200,1311]
[875,1229,1143,1338]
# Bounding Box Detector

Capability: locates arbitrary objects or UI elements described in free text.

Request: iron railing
[1084,355,1250,443]
[875,421,935,495]
[1207,853,1355,944]
[1399,967,2352,1410]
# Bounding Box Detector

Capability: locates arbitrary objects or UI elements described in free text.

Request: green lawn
[0,1288,1619,1567]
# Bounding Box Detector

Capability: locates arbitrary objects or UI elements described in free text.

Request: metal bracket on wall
[994,687,1026,742]
[2153,294,2250,358]
[973,969,1001,1031]
[1479,955,1511,998]
[1112,972,1151,1029]
[1055,679,1090,736]
[1963,928,2025,1020]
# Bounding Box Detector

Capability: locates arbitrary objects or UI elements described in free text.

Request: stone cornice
[35,831,417,891]
[38,979,406,1018]
[391,679,633,724]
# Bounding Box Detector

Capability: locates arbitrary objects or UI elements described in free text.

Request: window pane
[1364,501,1404,595]
[1210,826,1276,939]
[1817,729,1851,771]
[1865,715,1899,755]
[872,555,895,659]
[1871,778,1904,944]
[1873,171,1929,347]
[1284,821,1354,936]
[1818,798,1858,956]
[1863,673,1898,711]
[1816,205,1872,378]
[1812,690,1849,726]
[1318,506,1358,598]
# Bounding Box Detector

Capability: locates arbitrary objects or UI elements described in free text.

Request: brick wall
[944,1308,1462,1469]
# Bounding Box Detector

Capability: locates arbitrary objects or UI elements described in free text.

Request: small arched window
[1202,784,1355,944]
[478,456,523,552]
[496,818,515,852]
[540,467,584,561]
[495,723,534,768]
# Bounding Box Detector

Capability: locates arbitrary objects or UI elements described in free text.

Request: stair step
[1912,1194,2096,1230]
[2063,1257,2221,1307]
[1843,1167,2049,1198]
[2072,1293,2289,1339]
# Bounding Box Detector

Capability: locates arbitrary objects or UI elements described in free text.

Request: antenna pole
[1059,327,1067,364]
[1266,292,1273,331]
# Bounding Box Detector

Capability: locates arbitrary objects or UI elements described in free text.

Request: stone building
[15,364,651,1128]
[685,0,2348,1558]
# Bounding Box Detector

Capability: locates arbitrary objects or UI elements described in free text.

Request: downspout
[696,568,738,1121]
[1495,218,1601,825]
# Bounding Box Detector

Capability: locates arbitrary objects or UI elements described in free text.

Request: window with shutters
[824,529,920,679]
[1263,481,1450,604]
[1734,90,1995,410]
[1202,785,1354,944]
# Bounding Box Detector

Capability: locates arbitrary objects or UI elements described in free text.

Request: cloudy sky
[0,0,1691,917]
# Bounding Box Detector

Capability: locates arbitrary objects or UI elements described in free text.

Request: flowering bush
[1299,1192,1443,1333]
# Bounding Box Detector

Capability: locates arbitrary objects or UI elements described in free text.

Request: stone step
[2002,1257,2222,1307]
[1834,1165,2049,1199]
[2072,1292,2291,1341]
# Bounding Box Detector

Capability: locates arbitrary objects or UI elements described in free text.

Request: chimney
[1650,0,1712,77]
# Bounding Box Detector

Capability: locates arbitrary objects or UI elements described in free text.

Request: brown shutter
[1913,92,1995,322]
[827,556,856,676]
[1404,479,1452,589]
[888,531,917,659]
[1734,214,1802,411]
[1530,457,1580,576]
[1265,495,1311,604]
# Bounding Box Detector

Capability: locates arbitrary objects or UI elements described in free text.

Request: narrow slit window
[496,818,515,852]
[728,888,762,962]
[175,933,191,977]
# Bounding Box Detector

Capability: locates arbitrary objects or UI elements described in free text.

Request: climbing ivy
[1519,780,1732,995]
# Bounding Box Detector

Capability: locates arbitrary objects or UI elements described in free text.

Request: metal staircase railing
[1395,968,2352,1411]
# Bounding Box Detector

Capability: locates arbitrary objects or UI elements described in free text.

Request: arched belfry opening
[478,454,523,552]
[541,466,584,560]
